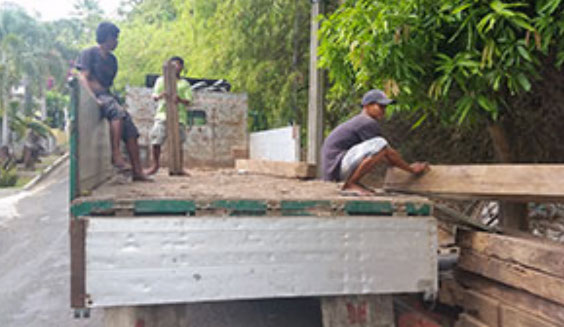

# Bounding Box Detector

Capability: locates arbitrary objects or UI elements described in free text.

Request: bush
[0,166,18,187]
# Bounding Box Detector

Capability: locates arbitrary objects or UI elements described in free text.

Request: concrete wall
[125,87,248,168]
[250,126,300,162]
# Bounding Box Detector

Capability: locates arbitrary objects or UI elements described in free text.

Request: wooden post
[163,60,183,175]
[104,305,190,327]
[321,295,395,327]
[487,124,529,232]
[307,0,324,174]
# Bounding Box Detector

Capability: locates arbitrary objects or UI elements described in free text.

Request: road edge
[23,152,69,191]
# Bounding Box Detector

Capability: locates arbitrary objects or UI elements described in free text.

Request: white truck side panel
[85,216,437,307]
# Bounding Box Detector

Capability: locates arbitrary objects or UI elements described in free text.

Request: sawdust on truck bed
[87,169,428,203]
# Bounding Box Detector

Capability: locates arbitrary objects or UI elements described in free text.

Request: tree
[115,0,312,130]
[318,0,564,162]
[45,90,69,130]
[0,5,28,146]
[0,4,67,146]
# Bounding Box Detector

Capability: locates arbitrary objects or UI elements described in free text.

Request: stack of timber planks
[454,230,564,327]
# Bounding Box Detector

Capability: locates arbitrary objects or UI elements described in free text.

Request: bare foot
[342,183,374,196]
[112,157,131,171]
[145,166,159,175]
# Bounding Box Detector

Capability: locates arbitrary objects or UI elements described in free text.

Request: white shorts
[339,137,388,181]
[149,120,187,146]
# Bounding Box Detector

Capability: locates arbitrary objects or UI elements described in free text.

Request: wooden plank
[235,159,316,179]
[437,275,464,307]
[74,80,113,195]
[455,313,491,327]
[500,305,558,327]
[458,249,564,306]
[307,0,324,175]
[70,218,87,308]
[457,230,564,279]
[463,290,500,327]
[231,146,249,160]
[384,165,564,202]
[457,271,564,326]
[163,60,183,175]
[321,295,395,327]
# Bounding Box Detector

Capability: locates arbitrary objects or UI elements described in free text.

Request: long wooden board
[458,230,564,278]
[456,288,561,327]
[500,304,558,327]
[163,60,183,175]
[236,159,316,179]
[458,249,564,306]
[384,165,564,202]
[462,290,499,327]
[457,271,564,325]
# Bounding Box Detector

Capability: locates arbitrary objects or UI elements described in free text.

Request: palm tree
[0,4,67,146]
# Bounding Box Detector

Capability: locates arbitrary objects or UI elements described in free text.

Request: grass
[13,175,33,188]
[0,153,63,189]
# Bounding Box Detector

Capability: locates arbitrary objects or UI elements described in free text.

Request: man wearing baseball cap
[321,89,428,196]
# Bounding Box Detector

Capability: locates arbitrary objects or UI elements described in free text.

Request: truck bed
[71,169,432,217]
[69,81,437,310]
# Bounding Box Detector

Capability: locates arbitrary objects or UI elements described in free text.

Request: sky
[0,0,120,21]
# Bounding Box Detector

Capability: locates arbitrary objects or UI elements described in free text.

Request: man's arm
[77,71,103,106]
[385,147,429,175]
[176,81,192,106]
[76,49,103,106]
[175,95,190,106]
[152,92,166,101]
[152,77,167,101]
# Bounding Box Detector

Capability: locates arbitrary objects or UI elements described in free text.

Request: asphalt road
[0,161,103,327]
[0,161,322,327]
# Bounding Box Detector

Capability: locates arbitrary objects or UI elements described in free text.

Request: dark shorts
[96,93,139,141]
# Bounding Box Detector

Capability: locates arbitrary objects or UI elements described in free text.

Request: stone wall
[125,87,248,168]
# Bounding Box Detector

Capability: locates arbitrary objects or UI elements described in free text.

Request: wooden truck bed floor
[86,169,430,202]
[71,169,432,217]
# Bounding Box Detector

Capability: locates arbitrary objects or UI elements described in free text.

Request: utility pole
[307,0,324,175]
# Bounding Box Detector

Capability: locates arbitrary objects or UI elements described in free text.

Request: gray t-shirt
[321,113,382,181]
[76,46,118,90]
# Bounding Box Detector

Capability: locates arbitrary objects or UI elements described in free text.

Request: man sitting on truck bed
[146,56,192,176]
[321,89,428,196]
[76,22,151,182]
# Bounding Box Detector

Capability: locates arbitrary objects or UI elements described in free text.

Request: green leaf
[517,73,532,91]
[539,0,561,15]
[411,113,428,129]
[511,18,535,31]
[477,95,496,112]
[517,46,531,61]
[452,3,472,15]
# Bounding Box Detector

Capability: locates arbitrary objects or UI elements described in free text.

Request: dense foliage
[319,0,564,130]
[115,0,312,129]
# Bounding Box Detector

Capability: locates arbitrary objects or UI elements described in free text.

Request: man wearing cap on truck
[321,89,429,196]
